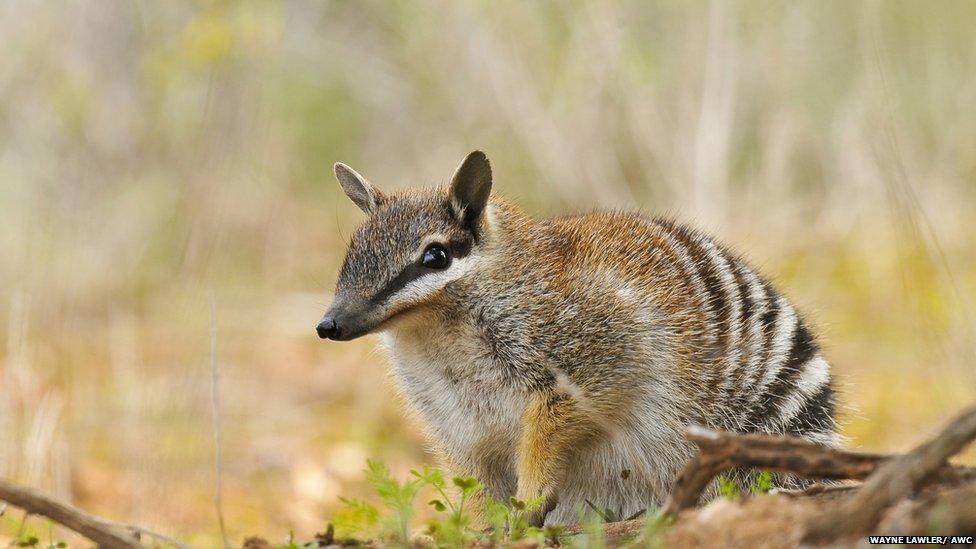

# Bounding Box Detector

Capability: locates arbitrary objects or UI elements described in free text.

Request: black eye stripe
[367,238,473,304]
[369,263,426,304]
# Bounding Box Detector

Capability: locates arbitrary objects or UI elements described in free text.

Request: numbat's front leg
[516,393,604,526]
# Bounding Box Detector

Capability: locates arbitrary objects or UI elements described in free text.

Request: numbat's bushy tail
[316,151,838,525]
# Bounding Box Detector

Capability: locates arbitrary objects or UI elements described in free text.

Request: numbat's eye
[421,244,451,269]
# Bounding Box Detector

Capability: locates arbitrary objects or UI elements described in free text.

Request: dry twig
[209,290,230,548]
[0,478,190,549]
[0,478,140,548]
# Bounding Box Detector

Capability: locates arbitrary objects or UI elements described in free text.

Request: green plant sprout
[749,471,775,495]
[717,475,740,500]
[411,465,484,546]
[328,461,775,547]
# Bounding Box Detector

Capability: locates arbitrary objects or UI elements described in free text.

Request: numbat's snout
[316,150,838,526]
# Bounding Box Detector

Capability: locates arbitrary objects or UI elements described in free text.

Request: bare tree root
[0,478,188,549]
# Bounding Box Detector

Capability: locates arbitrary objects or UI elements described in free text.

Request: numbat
[316,151,838,525]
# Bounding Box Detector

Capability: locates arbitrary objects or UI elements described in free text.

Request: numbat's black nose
[316,317,341,340]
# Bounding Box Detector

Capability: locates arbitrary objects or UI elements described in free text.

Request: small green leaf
[428,499,447,512]
[543,524,565,541]
[411,465,447,489]
[718,475,740,499]
[642,511,673,549]
[524,495,546,511]
[750,471,775,495]
[508,496,526,510]
[521,526,547,544]
[451,475,483,496]
[584,499,614,522]
[331,497,380,538]
[17,537,39,548]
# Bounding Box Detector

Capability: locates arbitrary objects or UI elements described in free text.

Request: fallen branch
[661,424,976,518]
[802,404,976,543]
[663,427,883,516]
[0,478,188,549]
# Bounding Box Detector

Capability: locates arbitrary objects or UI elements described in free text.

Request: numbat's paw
[524,493,559,527]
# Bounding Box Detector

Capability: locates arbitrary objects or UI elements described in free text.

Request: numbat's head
[317,151,493,341]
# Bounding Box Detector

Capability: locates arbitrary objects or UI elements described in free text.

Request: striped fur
[321,152,839,525]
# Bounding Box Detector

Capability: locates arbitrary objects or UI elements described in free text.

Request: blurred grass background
[1,0,975,546]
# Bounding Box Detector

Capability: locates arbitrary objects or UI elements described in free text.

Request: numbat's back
[316,151,839,525]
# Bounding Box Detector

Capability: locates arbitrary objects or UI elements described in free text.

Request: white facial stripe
[385,255,475,311]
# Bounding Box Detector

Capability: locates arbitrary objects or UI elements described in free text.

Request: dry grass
[1,1,974,545]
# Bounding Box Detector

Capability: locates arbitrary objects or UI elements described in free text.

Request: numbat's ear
[449,150,492,231]
[334,162,385,214]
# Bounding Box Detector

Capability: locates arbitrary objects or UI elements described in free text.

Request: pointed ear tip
[462,151,491,177]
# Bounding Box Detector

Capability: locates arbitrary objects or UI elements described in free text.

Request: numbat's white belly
[380,330,525,492]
